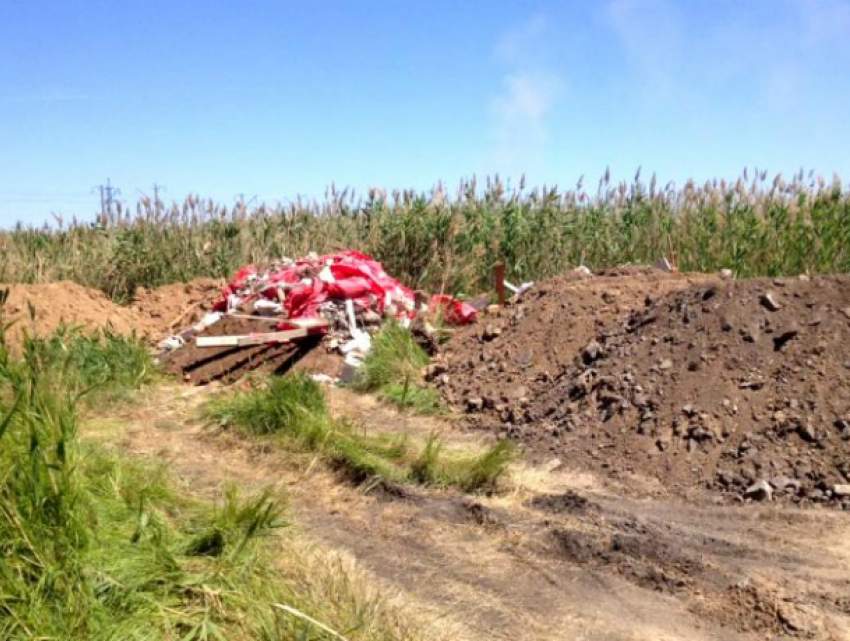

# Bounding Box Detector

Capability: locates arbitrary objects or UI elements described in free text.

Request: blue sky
[2,0,850,226]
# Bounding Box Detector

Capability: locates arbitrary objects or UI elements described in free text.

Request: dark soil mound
[432,267,716,419]
[519,275,850,506]
[529,490,596,515]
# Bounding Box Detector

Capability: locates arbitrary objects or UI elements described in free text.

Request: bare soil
[1,278,221,350]
[433,267,717,415]
[437,271,850,506]
[91,384,850,640]
[129,279,223,331]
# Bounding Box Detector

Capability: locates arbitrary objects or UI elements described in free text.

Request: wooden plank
[196,335,248,347]
[196,326,323,348]
[281,318,328,329]
[224,314,280,323]
[494,261,506,306]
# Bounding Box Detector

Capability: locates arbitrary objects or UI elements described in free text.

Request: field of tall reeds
[2,171,849,301]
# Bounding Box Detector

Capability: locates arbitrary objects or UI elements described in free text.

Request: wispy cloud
[604,0,684,104]
[488,16,564,178]
[491,71,561,175]
[603,0,850,117]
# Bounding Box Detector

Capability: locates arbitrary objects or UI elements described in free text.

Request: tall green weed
[2,173,849,302]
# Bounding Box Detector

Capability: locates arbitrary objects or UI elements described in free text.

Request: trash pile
[159,251,476,384]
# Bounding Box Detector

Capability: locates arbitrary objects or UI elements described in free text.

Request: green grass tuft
[210,373,328,438]
[454,440,516,492]
[352,323,429,393]
[351,323,444,415]
[381,378,445,415]
[410,433,444,485]
[210,373,512,493]
[33,325,157,403]
[209,373,410,483]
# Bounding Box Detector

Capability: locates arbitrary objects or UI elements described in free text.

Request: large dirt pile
[436,271,850,506]
[432,267,715,414]
[0,279,222,350]
[1,281,145,349]
[526,276,850,505]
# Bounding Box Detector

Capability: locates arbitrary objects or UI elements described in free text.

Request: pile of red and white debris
[158,251,477,384]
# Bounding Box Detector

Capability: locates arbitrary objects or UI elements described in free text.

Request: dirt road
[89,384,850,641]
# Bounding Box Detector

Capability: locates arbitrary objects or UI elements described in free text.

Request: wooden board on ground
[196,328,311,348]
[194,318,328,348]
[160,316,321,385]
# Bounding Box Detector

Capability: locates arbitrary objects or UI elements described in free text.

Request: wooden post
[494,261,506,306]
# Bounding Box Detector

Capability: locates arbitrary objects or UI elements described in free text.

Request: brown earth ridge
[0,279,221,350]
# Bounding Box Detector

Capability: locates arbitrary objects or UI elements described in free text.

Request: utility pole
[137,184,167,216]
[235,193,257,207]
[94,179,121,224]
[152,183,165,216]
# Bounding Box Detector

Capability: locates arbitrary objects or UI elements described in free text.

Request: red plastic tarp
[215,251,476,325]
[429,295,478,325]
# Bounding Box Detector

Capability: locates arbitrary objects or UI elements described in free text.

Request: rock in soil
[744,480,773,502]
[833,484,850,498]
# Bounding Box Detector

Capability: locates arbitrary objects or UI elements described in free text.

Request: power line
[0,189,91,198]
[138,184,167,214]
[152,183,166,214]
[234,193,257,207]
[93,179,121,222]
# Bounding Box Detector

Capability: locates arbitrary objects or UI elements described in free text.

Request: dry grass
[274,537,446,641]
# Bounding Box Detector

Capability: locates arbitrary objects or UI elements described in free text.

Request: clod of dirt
[833,484,850,497]
[759,292,782,311]
[482,325,502,341]
[581,340,603,365]
[744,480,773,502]
[463,501,506,528]
[529,490,596,515]
[772,323,799,352]
[465,396,485,412]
